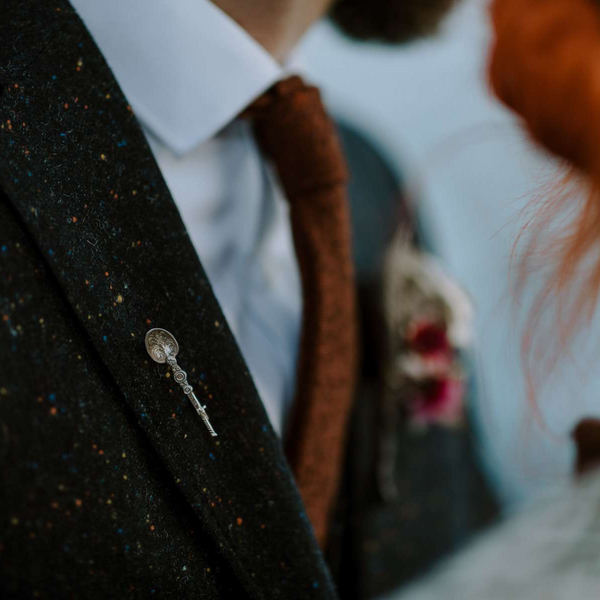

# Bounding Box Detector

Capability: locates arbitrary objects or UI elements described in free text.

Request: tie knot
[242,76,348,198]
[242,75,308,118]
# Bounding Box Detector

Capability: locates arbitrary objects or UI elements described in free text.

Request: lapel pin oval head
[145,328,217,437]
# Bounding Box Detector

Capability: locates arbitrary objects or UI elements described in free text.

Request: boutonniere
[383,232,473,430]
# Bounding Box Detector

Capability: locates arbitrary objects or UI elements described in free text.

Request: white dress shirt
[70,0,303,436]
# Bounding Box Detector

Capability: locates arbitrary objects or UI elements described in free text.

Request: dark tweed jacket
[0,1,335,598]
[0,1,498,598]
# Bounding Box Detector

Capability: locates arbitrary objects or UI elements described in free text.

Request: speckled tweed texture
[0,1,337,598]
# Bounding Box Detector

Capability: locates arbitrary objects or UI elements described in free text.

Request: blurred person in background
[0,0,496,598]
[395,422,600,600]
[386,0,600,596]
[393,423,600,600]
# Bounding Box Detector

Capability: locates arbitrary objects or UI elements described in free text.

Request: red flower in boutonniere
[411,378,465,427]
[400,320,466,428]
[407,321,450,357]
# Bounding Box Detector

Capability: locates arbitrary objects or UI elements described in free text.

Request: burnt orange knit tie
[244,76,358,546]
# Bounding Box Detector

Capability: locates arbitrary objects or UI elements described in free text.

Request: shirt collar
[71,0,287,155]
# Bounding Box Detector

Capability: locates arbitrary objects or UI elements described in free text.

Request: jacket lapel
[0,1,335,598]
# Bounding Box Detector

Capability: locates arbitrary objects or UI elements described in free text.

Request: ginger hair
[489,0,600,396]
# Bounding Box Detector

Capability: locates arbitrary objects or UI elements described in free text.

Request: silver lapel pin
[145,328,218,437]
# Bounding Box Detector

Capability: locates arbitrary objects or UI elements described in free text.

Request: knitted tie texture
[244,76,358,547]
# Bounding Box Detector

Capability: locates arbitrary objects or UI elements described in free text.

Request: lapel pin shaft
[145,328,218,437]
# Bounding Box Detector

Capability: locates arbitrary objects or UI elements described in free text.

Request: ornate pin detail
[145,328,217,437]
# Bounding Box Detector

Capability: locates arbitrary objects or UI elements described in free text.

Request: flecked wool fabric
[0,1,337,598]
[246,78,358,548]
